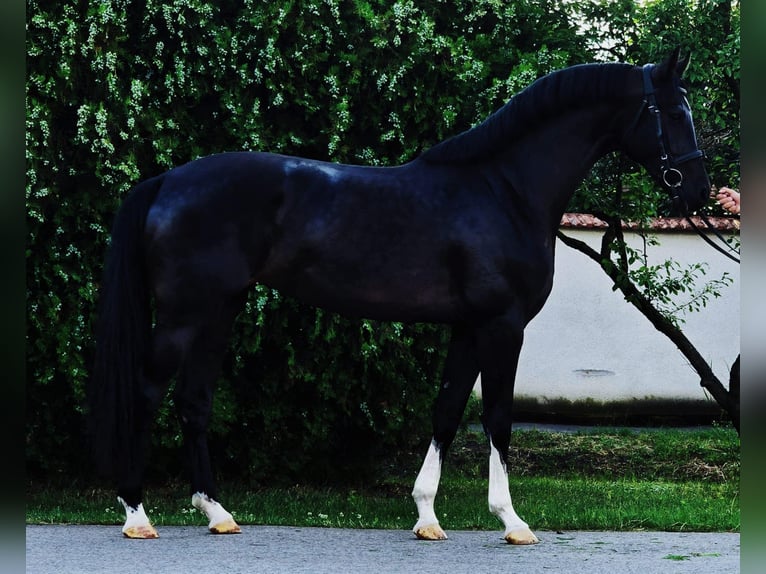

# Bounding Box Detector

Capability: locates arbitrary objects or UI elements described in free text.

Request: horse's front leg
[487,440,538,544]
[412,440,446,540]
[477,313,539,545]
[412,325,479,540]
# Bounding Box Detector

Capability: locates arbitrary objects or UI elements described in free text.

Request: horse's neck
[491,105,621,227]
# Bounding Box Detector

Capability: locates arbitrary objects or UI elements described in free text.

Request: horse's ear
[656,46,682,80]
[676,51,691,76]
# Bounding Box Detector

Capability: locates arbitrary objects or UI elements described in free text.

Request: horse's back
[141,151,553,324]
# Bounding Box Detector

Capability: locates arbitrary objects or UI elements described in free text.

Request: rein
[684,213,741,264]
[629,65,740,264]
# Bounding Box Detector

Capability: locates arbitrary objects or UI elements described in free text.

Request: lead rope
[684,213,741,264]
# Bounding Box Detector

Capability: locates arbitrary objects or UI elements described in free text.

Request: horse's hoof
[504,528,539,545]
[414,524,448,540]
[210,518,242,534]
[122,525,159,539]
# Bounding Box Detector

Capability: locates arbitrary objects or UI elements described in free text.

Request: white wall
[477,224,740,409]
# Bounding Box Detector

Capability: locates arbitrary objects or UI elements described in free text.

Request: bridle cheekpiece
[630,64,739,264]
[639,64,704,197]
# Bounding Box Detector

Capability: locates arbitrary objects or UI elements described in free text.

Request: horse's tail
[89,175,163,477]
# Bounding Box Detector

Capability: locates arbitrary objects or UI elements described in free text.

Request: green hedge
[26,0,738,482]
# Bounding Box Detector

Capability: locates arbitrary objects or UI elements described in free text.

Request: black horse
[91,48,709,543]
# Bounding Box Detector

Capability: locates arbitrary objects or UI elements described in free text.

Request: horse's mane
[420,62,636,164]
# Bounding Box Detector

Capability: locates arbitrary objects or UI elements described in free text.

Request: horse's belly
[261,262,463,323]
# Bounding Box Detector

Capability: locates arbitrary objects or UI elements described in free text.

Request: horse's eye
[668,108,685,121]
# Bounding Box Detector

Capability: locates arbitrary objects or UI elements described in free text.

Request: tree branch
[556,229,736,430]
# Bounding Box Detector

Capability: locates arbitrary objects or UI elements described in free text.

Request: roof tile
[559,213,740,232]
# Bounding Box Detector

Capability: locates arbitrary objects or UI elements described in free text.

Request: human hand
[715,187,740,215]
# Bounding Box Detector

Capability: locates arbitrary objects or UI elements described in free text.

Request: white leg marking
[411,440,447,540]
[192,492,241,534]
[488,443,539,544]
[118,497,158,539]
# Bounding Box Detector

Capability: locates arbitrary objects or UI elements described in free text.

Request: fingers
[715,187,740,214]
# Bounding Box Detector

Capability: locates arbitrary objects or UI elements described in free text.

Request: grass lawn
[26,426,739,532]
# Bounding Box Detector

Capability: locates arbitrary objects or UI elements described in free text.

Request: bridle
[627,64,740,264]
[631,64,704,200]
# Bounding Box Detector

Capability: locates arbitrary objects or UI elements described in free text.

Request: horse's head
[621,47,710,214]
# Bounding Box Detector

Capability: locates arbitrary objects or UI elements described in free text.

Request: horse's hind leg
[174,294,247,534]
[118,323,185,538]
[412,325,479,540]
[477,312,538,545]
[117,292,245,538]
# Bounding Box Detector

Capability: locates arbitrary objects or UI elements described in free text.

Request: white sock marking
[192,492,235,529]
[118,497,152,533]
[412,440,443,532]
[488,443,530,536]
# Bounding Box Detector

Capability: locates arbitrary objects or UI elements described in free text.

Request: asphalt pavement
[26,524,739,574]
